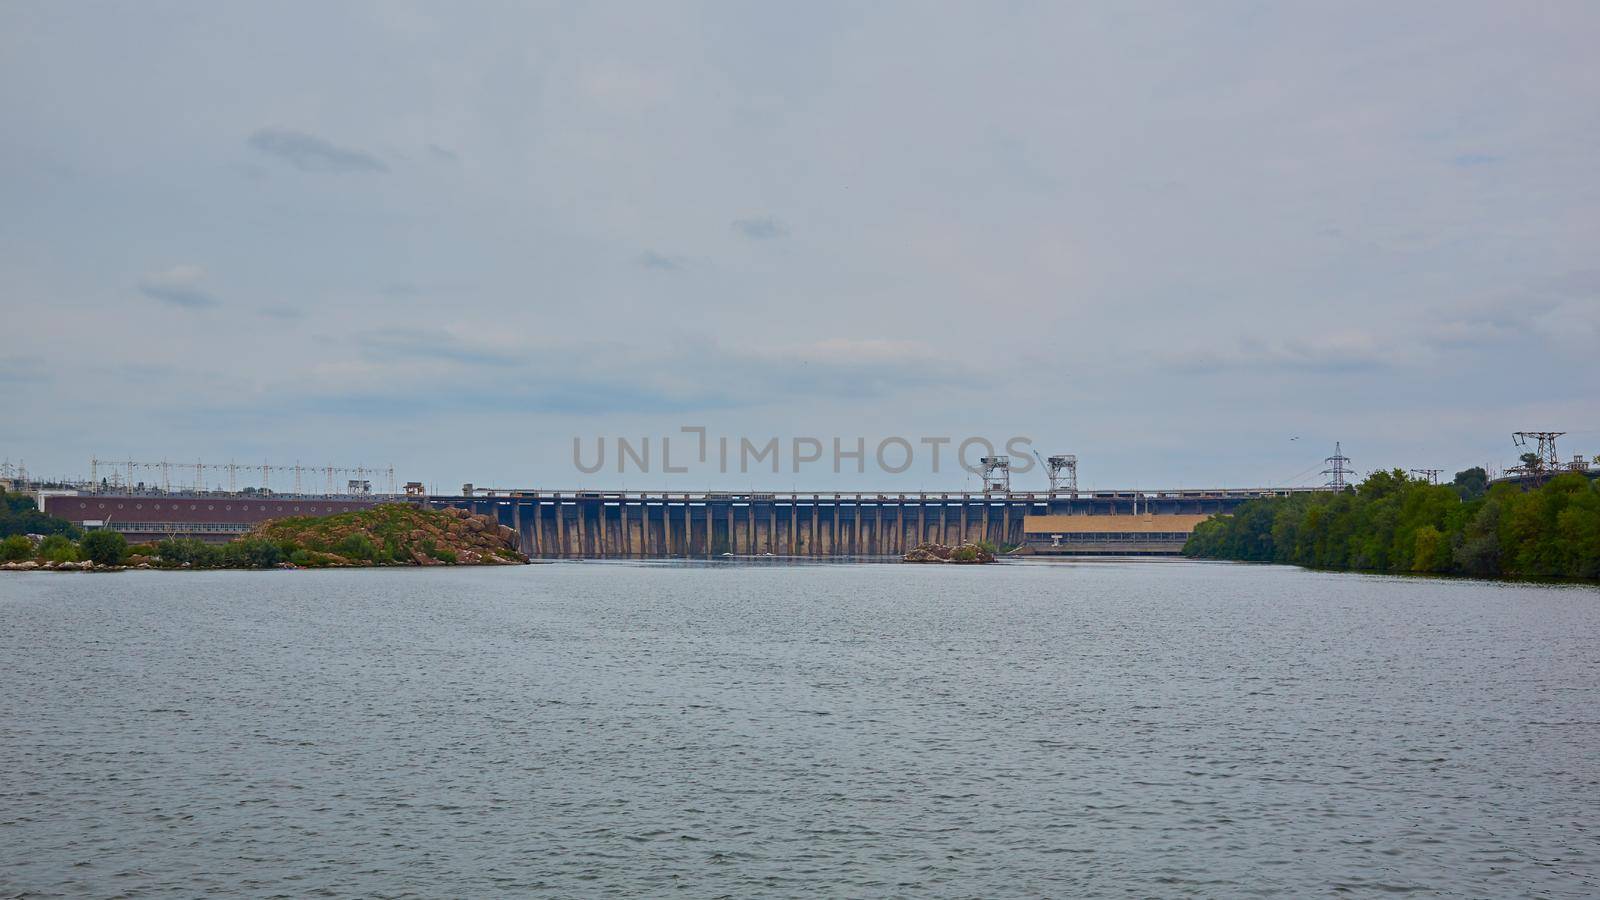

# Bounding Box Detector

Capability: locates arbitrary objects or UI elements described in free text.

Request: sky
[2,1,1597,493]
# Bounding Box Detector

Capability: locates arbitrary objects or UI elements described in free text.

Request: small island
[902,541,997,564]
[1,502,528,570]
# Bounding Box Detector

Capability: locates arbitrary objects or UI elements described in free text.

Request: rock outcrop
[902,542,996,564]
[245,503,528,567]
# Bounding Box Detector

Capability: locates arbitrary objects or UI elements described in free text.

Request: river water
[2,560,1597,897]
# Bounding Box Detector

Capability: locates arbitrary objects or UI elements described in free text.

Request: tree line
[1,488,80,539]
[1183,468,1600,580]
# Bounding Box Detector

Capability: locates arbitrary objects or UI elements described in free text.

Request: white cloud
[137,265,217,308]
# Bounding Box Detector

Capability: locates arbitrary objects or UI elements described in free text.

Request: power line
[86,457,397,496]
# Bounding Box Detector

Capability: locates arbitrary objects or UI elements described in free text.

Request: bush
[1,534,32,561]
[335,533,376,561]
[38,534,80,563]
[221,538,284,569]
[156,537,222,568]
[431,548,458,564]
[80,530,129,566]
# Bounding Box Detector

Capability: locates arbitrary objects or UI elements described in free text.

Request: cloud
[0,355,49,385]
[731,216,789,240]
[736,338,969,399]
[258,305,303,320]
[260,334,968,420]
[248,127,388,173]
[1431,270,1600,351]
[427,143,459,163]
[355,328,520,367]
[1167,332,1406,375]
[298,380,737,418]
[137,265,219,308]
[637,251,684,271]
[379,281,478,298]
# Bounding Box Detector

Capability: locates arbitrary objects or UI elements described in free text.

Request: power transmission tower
[1409,468,1441,485]
[1323,442,1353,492]
[1511,432,1564,484]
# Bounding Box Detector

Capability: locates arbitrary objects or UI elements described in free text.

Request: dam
[431,487,1318,559]
[38,481,1320,557]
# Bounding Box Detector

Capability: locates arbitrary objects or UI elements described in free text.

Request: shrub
[335,533,376,561]
[432,548,458,564]
[156,537,222,568]
[221,538,284,569]
[1,534,32,561]
[38,534,80,563]
[80,530,129,566]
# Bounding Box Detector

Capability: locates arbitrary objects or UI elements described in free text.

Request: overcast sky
[2,1,1596,492]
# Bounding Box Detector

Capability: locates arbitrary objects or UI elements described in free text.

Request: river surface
[2,560,1597,897]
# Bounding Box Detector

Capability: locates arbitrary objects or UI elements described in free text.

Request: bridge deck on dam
[431,487,1316,559]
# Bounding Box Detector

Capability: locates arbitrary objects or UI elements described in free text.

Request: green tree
[79,530,129,566]
[0,488,81,539]
[1410,525,1445,573]
[1452,467,1488,501]
[1186,467,1600,580]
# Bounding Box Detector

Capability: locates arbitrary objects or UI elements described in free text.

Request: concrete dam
[432,487,1317,559]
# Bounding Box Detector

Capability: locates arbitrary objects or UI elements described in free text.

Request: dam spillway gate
[428,488,1316,559]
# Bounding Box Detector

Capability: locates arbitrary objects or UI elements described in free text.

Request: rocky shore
[902,542,997,564]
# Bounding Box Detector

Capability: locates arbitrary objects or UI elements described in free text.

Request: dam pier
[434,487,1316,559]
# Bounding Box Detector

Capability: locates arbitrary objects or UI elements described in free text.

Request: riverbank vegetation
[1,503,527,570]
[1,488,80,539]
[1183,469,1600,580]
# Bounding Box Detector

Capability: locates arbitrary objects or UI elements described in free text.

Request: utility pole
[1409,468,1441,485]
